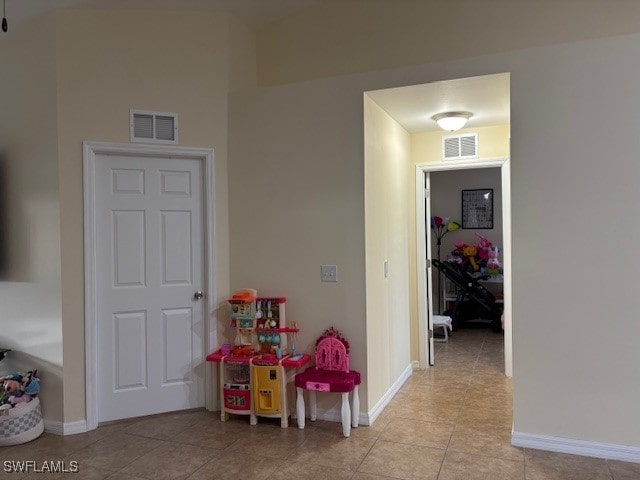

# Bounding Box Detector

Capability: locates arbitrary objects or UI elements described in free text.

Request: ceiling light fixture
[431,111,473,131]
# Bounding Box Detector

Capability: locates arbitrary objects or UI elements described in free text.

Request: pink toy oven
[223,383,251,411]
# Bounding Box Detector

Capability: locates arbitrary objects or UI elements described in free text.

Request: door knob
[193,291,204,300]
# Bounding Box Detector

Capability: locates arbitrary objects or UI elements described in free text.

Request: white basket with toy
[0,370,44,446]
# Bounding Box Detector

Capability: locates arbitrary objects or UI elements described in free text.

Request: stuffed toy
[24,370,39,393]
[0,370,40,407]
[447,250,463,264]
[447,239,466,264]
[475,234,493,262]
[8,393,30,405]
[462,245,479,271]
[487,246,501,273]
[3,376,27,406]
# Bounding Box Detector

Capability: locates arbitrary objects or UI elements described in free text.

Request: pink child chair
[295,327,361,437]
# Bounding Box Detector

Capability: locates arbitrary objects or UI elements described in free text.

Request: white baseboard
[44,419,88,436]
[512,431,640,463]
[311,363,412,427]
[365,363,412,426]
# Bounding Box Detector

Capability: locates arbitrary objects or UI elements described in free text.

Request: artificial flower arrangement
[431,216,501,274]
[447,233,501,275]
[431,216,461,275]
[431,216,460,248]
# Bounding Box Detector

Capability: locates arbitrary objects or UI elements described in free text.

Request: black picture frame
[462,189,493,229]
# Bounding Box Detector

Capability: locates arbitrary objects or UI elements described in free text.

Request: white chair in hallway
[433,315,453,342]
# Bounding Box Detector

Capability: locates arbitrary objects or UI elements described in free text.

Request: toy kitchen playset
[206,289,309,428]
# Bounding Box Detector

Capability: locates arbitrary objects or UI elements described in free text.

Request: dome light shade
[431,111,473,131]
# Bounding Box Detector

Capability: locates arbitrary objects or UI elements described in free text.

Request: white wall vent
[442,133,478,160]
[130,110,178,144]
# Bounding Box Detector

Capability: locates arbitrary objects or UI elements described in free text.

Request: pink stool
[295,327,361,437]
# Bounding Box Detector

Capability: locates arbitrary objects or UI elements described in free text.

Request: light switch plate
[321,264,338,282]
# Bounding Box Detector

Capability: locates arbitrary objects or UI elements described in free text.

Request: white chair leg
[351,386,359,428]
[309,390,317,421]
[296,387,305,429]
[341,392,351,437]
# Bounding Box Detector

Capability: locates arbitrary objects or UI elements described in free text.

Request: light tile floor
[2,329,639,479]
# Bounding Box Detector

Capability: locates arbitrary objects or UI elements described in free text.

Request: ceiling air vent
[442,133,478,160]
[130,110,178,144]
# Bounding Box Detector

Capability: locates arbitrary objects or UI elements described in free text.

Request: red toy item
[207,295,308,428]
[231,346,254,356]
[228,290,256,303]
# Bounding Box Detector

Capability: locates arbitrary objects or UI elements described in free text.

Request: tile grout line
[110,440,167,479]
[436,331,487,480]
[605,458,616,480]
[351,428,383,476]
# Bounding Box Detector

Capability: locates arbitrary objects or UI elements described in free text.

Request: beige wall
[54,9,254,423]
[507,37,639,446]
[3,2,639,451]
[257,0,640,85]
[412,126,510,165]
[228,82,369,413]
[0,16,63,422]
[227,90,413,417]
[228,15,257,92]
[230,33,640,447]
[364,95,411,408]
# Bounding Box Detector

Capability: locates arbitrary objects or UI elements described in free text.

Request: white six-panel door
[94,153,205,422]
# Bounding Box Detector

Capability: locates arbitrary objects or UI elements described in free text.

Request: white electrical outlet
[321,265,338,282]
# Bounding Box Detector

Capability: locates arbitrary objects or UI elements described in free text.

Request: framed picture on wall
[462,189,493,229]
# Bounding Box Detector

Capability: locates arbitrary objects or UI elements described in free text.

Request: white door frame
[415,157,512,377]
[83,141,216,431]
